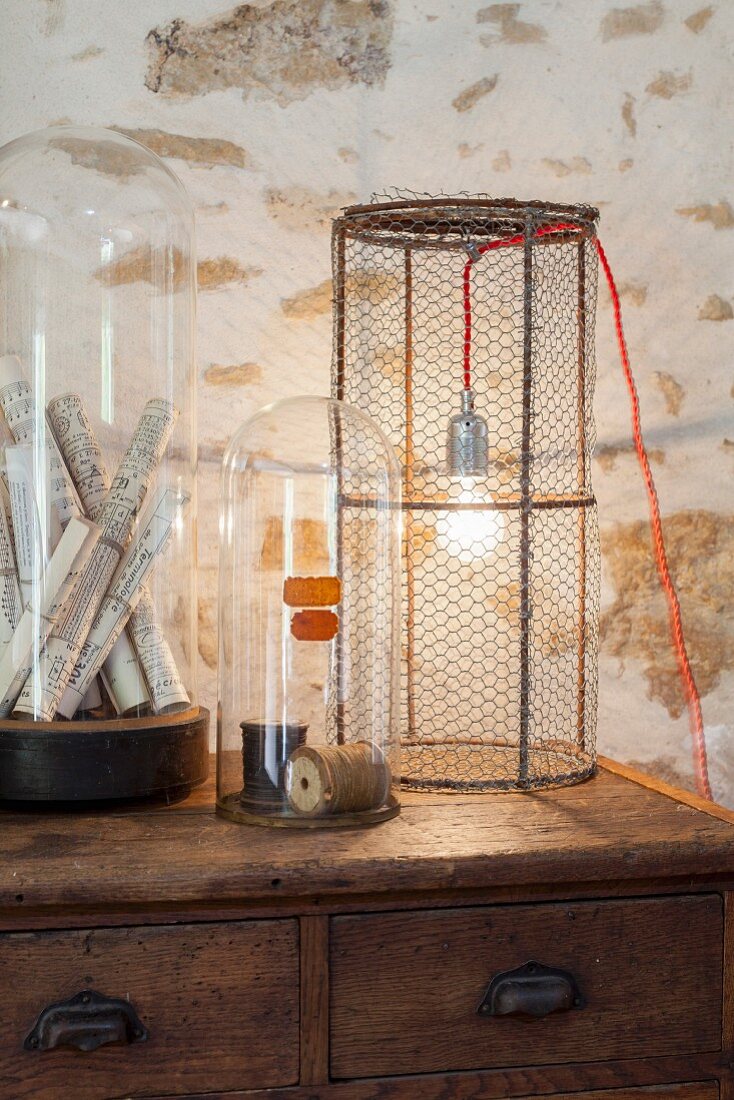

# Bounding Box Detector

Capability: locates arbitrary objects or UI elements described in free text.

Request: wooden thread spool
[286,741,391,818]
[240,719,308,811]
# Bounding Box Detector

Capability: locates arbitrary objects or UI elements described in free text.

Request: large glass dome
[0,125,205,801]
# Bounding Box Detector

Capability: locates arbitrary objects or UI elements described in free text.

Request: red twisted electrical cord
[462,224,571,390]
[462,222,711,799]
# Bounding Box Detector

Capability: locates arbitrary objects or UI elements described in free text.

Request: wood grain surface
[139,1074,721,1100]
[1,766,733,916]
[299,914,329,1085]
[0,919,299,1099]
[330,895,723,1078]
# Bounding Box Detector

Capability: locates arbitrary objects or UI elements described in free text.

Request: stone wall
[1,0,732,798]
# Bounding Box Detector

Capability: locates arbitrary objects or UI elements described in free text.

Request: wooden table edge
[599,757,734,827]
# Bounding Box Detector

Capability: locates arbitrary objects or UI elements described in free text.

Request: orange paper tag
[283,576,341,607]
[290,609,339,642]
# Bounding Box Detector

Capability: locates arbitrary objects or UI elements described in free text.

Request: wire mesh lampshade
[332,197,600,792]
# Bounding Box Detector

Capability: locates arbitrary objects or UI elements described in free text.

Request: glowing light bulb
[437,478,505,562]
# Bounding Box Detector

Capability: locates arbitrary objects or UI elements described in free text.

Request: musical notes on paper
[58,488,190,717]
[48,393,189,717]
[0,356,80,529]
[0,481,22,656]
[14,398,178,721]
[0,518,100,717]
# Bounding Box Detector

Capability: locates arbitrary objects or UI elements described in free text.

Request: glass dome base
[0,707,209,804]
[216,791,400,829]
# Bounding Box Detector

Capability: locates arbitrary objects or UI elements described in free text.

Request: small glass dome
[217,395,401,827]
[0,126,205,802]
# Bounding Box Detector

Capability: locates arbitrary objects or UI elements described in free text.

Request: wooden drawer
[330,895,723,1078]
[0,919,299,1098]
[517,1088,718,1100]
[541,1089,718,1100]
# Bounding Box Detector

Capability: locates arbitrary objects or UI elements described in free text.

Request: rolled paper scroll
[6,446,101,712]
[6,446,49,606]
[123,600,190,716]
[57,487,190,718]
[46,393,149,714]
[0,355,80,529]
[0,480,22,656]
[0,517,100,717]
[14,399,178,721]
[0,475,13,533]
[48,393,189,715]
[0,362,101,711]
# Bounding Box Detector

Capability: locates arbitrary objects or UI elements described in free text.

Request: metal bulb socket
[446,388,489,477]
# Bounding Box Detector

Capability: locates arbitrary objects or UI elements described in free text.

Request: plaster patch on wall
[71,45,104,61]
[699,294,733,321]
[601,510,734,718]
[266,186,356,231]
[621,94,637,137]
[198,257,263,290]
[97,245,187,288]
[103,251,260,291]
[49,133,147,179]
[458,142,485,158]
[116,128,249,168]
[281,279,333,320]
[145,0,394,105]
[651,371,685,416]
[492,447,521,485]
[452,74,498,112]
[476,3,547,44]
[260,516,330,571]
[542,156,592,177]
[338,147,359,163]
[646,69,693,98]
[618,281,648,305]
[372,342,405,382]
[684,6,714,32]
[485,582,520,616]
[42,0,65,36]
[345,269,401,303]
[204,363,263,386]
[618,158,634,172]
[197,596,217,670]
[626,755,692,787]
[600,1,664,41]
[595,443,664,473]
[492,149,512,171]
[677,200,734,229]
[406,521,437,567]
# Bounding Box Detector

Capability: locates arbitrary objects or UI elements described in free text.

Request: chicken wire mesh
[331,197,600,792]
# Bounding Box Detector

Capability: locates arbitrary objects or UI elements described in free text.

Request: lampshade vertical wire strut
[333,225,347,746]
[404,243,417,743]
[576,240,588,751]
[460,220,710,799]
[519,218,534,786]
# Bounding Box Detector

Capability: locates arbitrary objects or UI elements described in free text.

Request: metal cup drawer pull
[24,989,148,1052]
[477,961,585,1020]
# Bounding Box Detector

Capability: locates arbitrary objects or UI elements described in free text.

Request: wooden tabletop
[1,757,733,919]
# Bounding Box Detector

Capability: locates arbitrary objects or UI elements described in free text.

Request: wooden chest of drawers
[0,757,732,1099]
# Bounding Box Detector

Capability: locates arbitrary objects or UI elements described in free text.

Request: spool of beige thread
[286,741,391,817]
